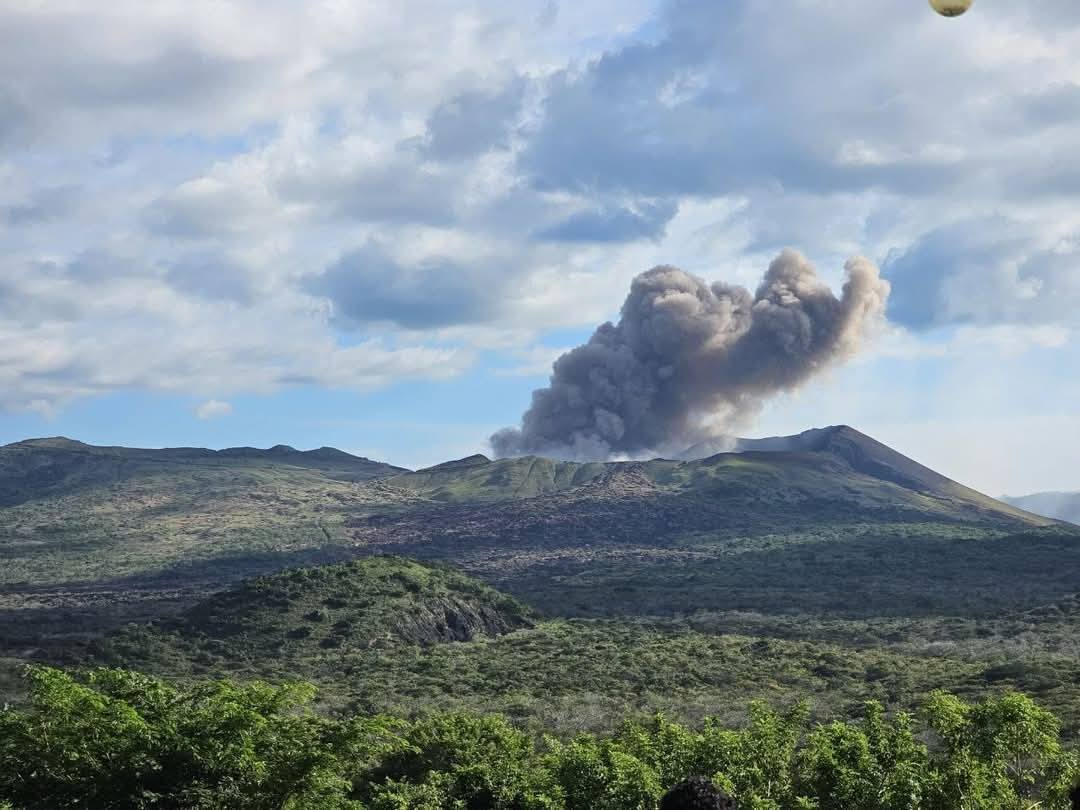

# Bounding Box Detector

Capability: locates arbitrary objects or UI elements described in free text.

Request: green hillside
[381,426,1047,524]
[96,558,1080,737]
[2,425,1049,610]
[99,556,533,668]
[0,436,404,507]
[0,437,408,588]
[3,426,1080,741]
[385,454,608,503]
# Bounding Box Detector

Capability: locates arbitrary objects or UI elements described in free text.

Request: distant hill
[98,556,533,677]
[1001,491,1080,526]
[376,425,1050,525]
[0,425,1056,598]
[0,436,405,508]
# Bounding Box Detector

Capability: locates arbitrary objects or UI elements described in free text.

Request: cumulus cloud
[0,0,564,412]
[537,199,678,243]
[305,241,509,330]
[0,0,553,148]
[0,251,473,414]
[421,78,526,160]
[4,0,1080,418]
[1,185,81,226]
[145,176,282,239]
[492,250,890,460]
[164,254,259,304]
[195,399,233,420]
[884,219,1080,328]
[519,0,1077,203]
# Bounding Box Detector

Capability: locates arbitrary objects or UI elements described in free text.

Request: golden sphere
[929,0,973,17]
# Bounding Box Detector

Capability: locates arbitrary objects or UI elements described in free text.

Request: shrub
[1,667,1077,810]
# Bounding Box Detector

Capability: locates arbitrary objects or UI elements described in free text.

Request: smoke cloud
[491,249,890,460]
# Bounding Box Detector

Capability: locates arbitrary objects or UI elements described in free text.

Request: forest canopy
[1,667,1077,809]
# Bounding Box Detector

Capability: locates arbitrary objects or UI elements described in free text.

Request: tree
[795,702,929,809]
[0,666,404,809]
[698,701,809,808]
[922,690,1077,810]
[362,713,561,809]
[547,735,661,810]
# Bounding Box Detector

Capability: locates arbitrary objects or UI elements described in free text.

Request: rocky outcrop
[393,595,532,646]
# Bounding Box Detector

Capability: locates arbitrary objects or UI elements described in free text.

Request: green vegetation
[2,666,1077,809]
[487,523,1080,619]
[0,438,404,588]
[4,433,1080,805]
[383,454,608,503]
[0,428,1053,592]
[94,559,1080,736]
[100,557,533,665]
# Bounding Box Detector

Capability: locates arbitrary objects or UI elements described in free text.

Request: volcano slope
[3,427,1080,730]
[343,426,1067,619]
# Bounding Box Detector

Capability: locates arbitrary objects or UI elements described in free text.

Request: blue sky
[2,0,1080,496]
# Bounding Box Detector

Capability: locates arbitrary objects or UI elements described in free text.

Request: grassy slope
[0,437,404,505]
[0,438,409,587]
[386,454,608,503]
[0,427,1053,590]
[382,429,1050,525]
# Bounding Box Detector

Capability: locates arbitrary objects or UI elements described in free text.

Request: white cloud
[195,399,233,420]
[0,254,475,413]
[952,324,1072,355]
[493,345,572,377]
[4,0,1080,429]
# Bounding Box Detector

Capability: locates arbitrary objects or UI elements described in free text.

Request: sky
[1,0,1079,496]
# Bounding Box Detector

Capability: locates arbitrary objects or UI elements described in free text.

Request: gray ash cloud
[491,249,889,460]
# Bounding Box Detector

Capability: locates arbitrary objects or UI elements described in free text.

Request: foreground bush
[0,667,1077,808]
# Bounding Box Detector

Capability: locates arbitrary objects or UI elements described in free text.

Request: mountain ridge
[0,435,408,509]
[1001,490,1080,526]
[5,435,403,468]
[2,426,1053,526]
[376,425,1050,527]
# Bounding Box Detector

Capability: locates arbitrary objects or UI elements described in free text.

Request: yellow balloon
[929,0,973,16]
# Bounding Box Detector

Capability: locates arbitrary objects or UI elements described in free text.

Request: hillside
[1003,490,1080,526]
[0,436,410,589]
[387,454,608,503]
[1,425,1048,597]
[379,426,1047,524]
[345,426,1065,617]
[96,558,1080,735]
[0,437,404,508]
[98,557,533,674]
[3,425,1079,726]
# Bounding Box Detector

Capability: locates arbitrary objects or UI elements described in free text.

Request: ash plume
[491,249,890,460]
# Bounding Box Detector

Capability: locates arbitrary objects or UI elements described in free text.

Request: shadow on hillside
[485,530,1080,620]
